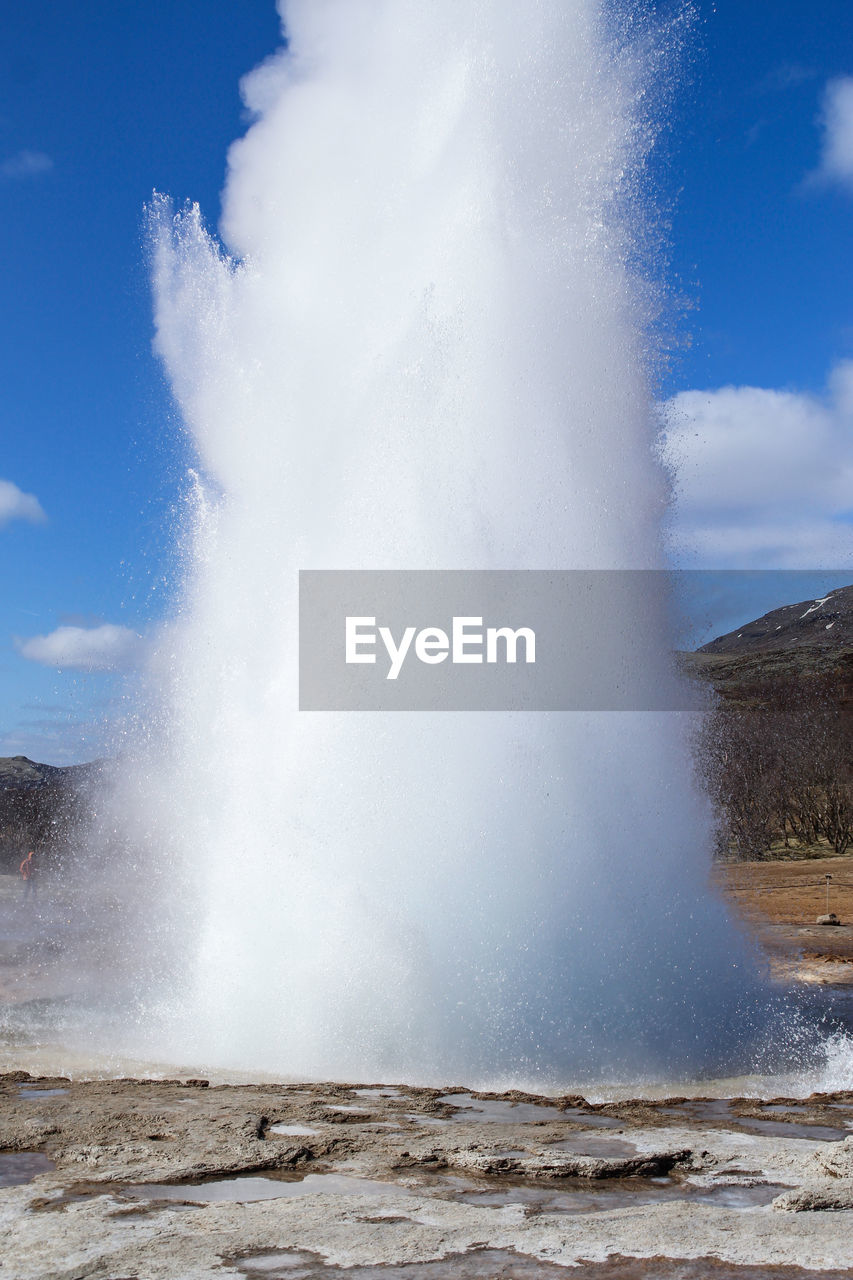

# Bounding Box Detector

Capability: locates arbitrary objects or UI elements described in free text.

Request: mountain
[683,585,853,707]
[699,585,853,657]
[0,755,104,874]
[683,587,853,860]
[0,755,101,789]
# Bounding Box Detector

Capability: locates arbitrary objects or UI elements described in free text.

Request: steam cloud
[97,0,790,1086]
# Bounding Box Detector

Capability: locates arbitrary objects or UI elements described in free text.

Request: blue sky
[1,0,852,763]
[664,0,853,394]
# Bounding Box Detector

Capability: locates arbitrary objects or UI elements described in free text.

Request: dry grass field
[715,854,853,979]
[715,853,853,926]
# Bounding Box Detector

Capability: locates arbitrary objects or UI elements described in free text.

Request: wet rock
[2,1079,853,1279]
[806,1133,853,1180]
[448,1146,691,1180]
[773,1181,853,1212]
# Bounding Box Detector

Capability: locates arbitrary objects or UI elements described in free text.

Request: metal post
[825,874,832,915]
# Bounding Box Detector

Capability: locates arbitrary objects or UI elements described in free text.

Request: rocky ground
[2,1073,853,1279]
[2,859,853,1279]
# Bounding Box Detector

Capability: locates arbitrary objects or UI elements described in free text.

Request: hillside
[682,584,853,707]
[700,585,853,655]
[0,755,103,874]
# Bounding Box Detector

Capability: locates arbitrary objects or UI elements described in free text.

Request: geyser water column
[137,0,763,1084]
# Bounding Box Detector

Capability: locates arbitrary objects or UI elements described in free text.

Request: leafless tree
[694,674,853,860]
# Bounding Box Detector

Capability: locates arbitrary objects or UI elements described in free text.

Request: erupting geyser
[120,0,776,1085]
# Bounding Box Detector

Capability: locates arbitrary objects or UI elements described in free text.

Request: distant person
[19,849,36,900]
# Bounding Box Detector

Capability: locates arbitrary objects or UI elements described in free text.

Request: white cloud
[660,361,853,567]
[0,150,53,180]
[812,77,853,190]
[16,624,146,672]
[0,478,46,526]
